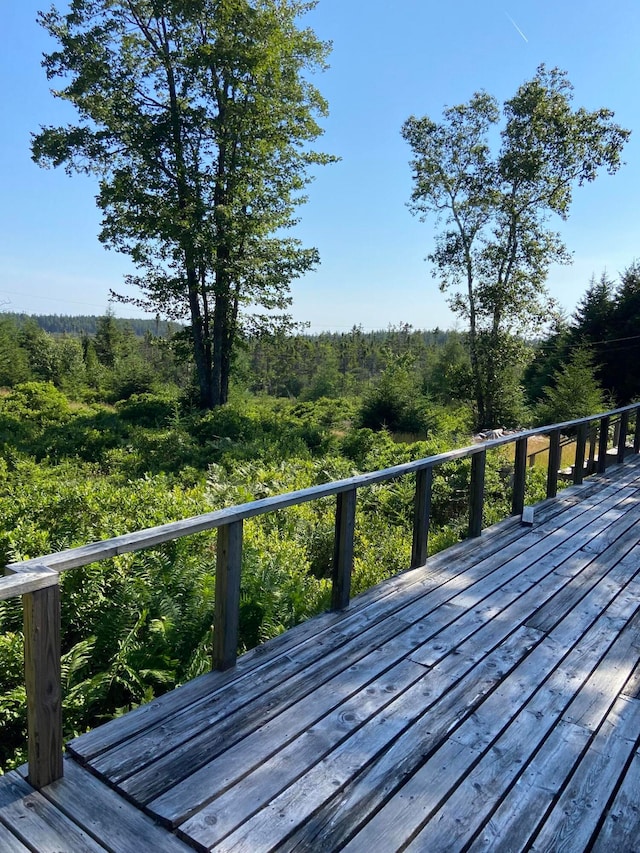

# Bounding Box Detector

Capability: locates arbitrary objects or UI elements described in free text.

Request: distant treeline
[0,312,181,338]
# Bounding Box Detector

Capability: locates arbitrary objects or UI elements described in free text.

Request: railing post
[635,409,640,454]
[573,422,588,485]
[213,520,243,671]
[411,467,433,568]
[332,488,356,610]
[546,429,561,498]
[512,437,527,516]
[588,426,597,473]
[617,411,629,463]
[597,415,610,474]
[24,583,63,787]
[469,450,486,538]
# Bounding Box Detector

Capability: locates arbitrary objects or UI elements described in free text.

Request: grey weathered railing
[2,403,640,787]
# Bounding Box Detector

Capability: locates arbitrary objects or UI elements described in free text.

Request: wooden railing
[3,403,640,787]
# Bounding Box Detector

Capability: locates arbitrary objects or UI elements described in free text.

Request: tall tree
[32,0,333,408]
[402,65,629,428]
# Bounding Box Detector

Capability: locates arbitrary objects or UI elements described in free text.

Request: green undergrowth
[0,385,545,772]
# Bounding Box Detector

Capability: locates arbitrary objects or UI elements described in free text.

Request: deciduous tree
[32,0,333,408]
[402,66,629,428]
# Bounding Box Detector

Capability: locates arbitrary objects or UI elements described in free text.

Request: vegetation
[32,0,334,409]
[6,23,637,780]
[402,65,629,429]
[0,312,563,773]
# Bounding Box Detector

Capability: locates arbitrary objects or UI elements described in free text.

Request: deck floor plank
[69,458,638,764]
[0,820,31,853]
[5,454,640,853]
[0,772,109,853]
[90,472,640,798]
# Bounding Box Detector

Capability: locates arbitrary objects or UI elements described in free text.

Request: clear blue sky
[2,0,639,330]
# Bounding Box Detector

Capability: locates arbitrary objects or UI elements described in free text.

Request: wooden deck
[3,456,640,852]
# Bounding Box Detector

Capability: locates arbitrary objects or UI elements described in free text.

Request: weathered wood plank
[512,435,527,515]
[546,429,561,498]
[87,471,640,799]
[213,520,243,671]
[331,488,356,610]
[0,772,107,853]
[0,566,58,601]
[525,510,640,634]
[212,626,543,853]
[19,759,192,853]
[531,695,640,853]
[23,584,63,787]
[591,748,640,853]
[466,721,591,853]
[68,460,639,763]
[469,448,486,537]
[405,610,640,852]
[598,414,611,473]
[411,466,432,567]
[573,422,587,485]
[341,573,640,853]
[0,820,31,853]
[617,410,630,462]
[149,638,430,827]
[174,659,426,847]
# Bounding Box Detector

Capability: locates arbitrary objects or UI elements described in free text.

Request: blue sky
[2,0,639,330]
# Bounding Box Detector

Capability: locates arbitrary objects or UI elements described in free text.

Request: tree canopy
[402,65,630,428]
[32,0,334,408]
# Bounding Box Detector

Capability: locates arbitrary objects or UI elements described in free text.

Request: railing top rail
[6,402,639,577]
[0,565,58,599]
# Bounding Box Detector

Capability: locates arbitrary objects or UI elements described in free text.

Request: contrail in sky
[505,12,529,43]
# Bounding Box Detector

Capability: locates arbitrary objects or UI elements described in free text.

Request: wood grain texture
[547,429,561,498]
[469,448,486,538]
[0,566,58,600]
[23,585,63,787]
[19,759,192,853]
[331,488,356,610]
[0,772,107,853]
[12,454,640,853]
[213,520,243,671]
[512,435,528,515]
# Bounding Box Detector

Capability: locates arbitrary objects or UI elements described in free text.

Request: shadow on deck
[2,455,640,851]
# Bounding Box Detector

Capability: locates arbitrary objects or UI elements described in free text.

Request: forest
[0,263,639,772]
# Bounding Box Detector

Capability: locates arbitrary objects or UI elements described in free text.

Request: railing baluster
[213,520,243,671]
[411,467,433,568]
[573,422,588,485]
[588,426,597,473]
[597,415,610,474]
[332,488,356,610]
[24,583,63,787]
[469,450,486,538]
[617,411,629,463]
[512,437,527,516]
[546,429,561,498]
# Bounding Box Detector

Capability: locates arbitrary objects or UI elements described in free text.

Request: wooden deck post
[588,426,597,473]
[512,437,527,516]
[617,411,629,463]
[573,423,588,486]
[332,489,356,611]
[597,415,610,474]
[469,450,486,539]
[213,520,243,671]
[411,467,433,568]
[634,409,640,454]
[24,584,63,788]
[546,430,561,498]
